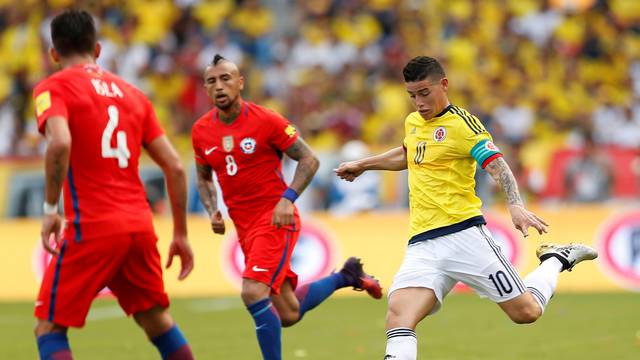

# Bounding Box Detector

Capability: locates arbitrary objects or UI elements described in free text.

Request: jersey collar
[433,104,452,118]
[213,101,249,126]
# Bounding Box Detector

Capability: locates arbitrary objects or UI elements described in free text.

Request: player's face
[203,61,245,110]
[406,77,449,120]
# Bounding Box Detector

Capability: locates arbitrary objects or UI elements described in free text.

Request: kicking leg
[134,306,194,360]
[271,279,300,327]
[385,287,438,360]
[273,257,382,327]
[500,243,598,323]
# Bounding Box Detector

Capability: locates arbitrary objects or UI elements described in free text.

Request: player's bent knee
[133,306,174,337]
[280,312,300,328]
[241,280,271,306]
[509,305,541,324]
[386,306,415,329]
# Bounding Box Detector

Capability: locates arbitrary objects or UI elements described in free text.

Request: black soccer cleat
[339,257,383,299]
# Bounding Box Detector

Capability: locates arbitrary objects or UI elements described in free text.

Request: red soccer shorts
[35,232,169,327]
[240,212,301,294]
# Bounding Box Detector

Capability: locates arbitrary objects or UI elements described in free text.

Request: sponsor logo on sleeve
[35,91,51,117]
[285,124,297,137]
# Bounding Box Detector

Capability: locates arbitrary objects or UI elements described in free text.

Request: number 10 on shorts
[488,270,513,297]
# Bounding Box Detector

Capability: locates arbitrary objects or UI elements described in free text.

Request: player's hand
[334,161,365,182]
[210,210,225,235]
[272,197,295,228]
[508,204,548,237]
[41,213,63,255]
[165,234,194,280]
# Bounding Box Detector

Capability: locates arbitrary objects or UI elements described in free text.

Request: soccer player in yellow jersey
[335,56,598,359]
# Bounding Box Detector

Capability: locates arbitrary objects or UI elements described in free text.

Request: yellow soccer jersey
[403,104,502,244]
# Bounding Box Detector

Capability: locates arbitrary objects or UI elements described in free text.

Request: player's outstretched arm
[146,135,194,280]
[334,146,407,182]
[195,163,225,234]
[41,116,71,255]
[484,156,548,237]
[272,137,319,227]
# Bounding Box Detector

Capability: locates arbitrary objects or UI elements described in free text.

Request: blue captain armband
[470,139,503,168]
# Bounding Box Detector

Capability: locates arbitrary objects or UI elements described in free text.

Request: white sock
[385,328,417,360]
[523,257,563,314]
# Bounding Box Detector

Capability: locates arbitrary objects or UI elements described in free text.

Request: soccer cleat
[339,257,383,299]
[536,243,598,272]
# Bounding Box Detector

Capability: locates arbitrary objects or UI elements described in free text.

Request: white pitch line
[187,298,243,313]
[87,306,125,321]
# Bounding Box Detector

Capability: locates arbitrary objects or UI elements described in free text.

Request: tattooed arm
[485,157,548,237]
[272,137,319,227]
[195,163,225,234]
[283,137,320,195]
[41,116,71,254]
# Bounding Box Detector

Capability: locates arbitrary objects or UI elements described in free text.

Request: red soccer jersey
[33,64,164,241]
[192,101,299,237]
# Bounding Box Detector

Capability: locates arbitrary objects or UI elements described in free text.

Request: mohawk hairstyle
[212,54,226,65]
[403,56,446,82]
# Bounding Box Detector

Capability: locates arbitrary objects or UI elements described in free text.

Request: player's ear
[238,75,245,91]
[94,42,102,59]
[440,77,448,92]
[49,47,60,64]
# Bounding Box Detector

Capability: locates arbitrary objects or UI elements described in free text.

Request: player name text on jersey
[91,78,124,98]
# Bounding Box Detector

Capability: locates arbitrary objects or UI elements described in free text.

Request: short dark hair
[50,9,97,57]
[211,54,226,65]
[402,56,446,82]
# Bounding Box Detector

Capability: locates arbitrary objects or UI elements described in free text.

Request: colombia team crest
[433,126,446,142]
[222,136,234,152]
[240,137,257,154]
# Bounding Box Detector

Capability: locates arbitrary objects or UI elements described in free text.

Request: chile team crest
[597,211,640,291]
[222,220,338,288]
[240,137,257,154]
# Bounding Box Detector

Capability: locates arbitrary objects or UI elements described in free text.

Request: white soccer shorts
[388,225,526,314]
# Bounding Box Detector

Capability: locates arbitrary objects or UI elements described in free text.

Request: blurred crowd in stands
[1,0,639,216]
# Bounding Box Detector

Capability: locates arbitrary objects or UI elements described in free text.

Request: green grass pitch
[1,293,637,359]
